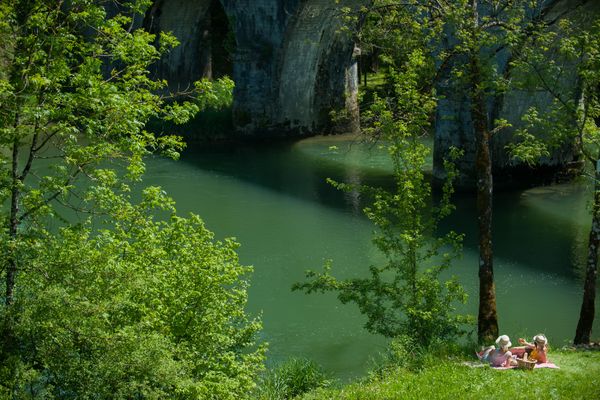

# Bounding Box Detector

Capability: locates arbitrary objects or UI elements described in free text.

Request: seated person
[479,335,518,367]
[512,334,548,363]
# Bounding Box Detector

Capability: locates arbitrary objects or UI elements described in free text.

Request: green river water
[140,134,598,380]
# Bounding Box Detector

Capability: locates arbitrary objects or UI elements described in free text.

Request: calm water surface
[142,134,598,380]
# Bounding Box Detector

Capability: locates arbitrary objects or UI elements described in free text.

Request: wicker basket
[517,358,537,370]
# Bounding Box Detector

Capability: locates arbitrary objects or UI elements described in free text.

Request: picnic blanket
[490,363,559,370]
[462,361,560,369]
[473,351,559,369]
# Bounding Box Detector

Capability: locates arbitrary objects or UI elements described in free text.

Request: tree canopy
[0,0,263,397]
[342,0,600,344]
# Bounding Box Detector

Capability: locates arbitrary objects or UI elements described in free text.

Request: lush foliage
[2,189,264,398]
[507,16,600,167]
[294,49,470,347]
[371,334,474,375]
[255,358,330,400]
[342,0,596,344]
[506,14,600,165]
[506,9,600,345]
[0,0,263,397]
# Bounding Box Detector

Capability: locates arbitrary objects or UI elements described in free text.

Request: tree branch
[19,129,39,182]
[18,168,82,222]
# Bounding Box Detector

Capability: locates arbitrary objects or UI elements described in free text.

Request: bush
[256,358,330,400]
[0,189,265,399]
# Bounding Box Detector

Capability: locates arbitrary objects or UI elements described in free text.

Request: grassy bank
[296,349,600,400]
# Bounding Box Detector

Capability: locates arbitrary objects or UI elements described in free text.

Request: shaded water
[142,134,598,380]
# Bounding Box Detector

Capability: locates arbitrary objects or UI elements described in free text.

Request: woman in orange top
[516,334,548,363]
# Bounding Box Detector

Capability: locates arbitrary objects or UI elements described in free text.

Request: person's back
[488,348,512,367]
[483,335,517,367]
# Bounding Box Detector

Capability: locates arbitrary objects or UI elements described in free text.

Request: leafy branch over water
[294,51,472,347]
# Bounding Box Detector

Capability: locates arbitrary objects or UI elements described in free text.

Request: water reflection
[141,134,597,380]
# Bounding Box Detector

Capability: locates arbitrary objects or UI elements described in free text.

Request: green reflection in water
[139,134,597,381]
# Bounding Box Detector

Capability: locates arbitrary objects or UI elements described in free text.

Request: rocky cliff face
[277,0,359,133]
[144,0,212,91]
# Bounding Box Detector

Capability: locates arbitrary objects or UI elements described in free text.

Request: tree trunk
[6,140,19,306]
[2,140,19,359]
[470,54,499,344]
[574,160,600,345]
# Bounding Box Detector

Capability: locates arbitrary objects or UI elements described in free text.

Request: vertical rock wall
[126,1,593,186]
[220,0,298,132]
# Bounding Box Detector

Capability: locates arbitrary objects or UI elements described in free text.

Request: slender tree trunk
[468,0,499,344]
[574,160,600,344]
[5,4,25,307]
[2,139,19,358]
[470,55,499,344]
[6,139,20,307]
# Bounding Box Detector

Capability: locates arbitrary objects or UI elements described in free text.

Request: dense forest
[1,0,599,398]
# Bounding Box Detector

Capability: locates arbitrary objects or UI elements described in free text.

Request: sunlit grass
[299,349,600,399]
[360,70,387,91]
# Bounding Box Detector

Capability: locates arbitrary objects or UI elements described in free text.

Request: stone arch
[143,0,235,92]
[141,0,360,136]
[433,0,599,187]
[277,0,359,133]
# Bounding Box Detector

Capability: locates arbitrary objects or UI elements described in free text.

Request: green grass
[255,358,331,400]
[299,349,600,400]
[358,70,391,109]
[360,70,388,92]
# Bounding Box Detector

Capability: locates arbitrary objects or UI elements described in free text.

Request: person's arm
[504,351,517,367]
[518,338,533,348]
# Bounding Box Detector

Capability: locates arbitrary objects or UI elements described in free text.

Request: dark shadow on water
[177,139,589,281]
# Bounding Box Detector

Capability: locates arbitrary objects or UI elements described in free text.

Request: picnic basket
[517,357,537,370]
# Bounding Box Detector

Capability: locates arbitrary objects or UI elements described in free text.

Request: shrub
[256,358,330,400]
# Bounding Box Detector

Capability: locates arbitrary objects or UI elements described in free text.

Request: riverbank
[298,349,600,399]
